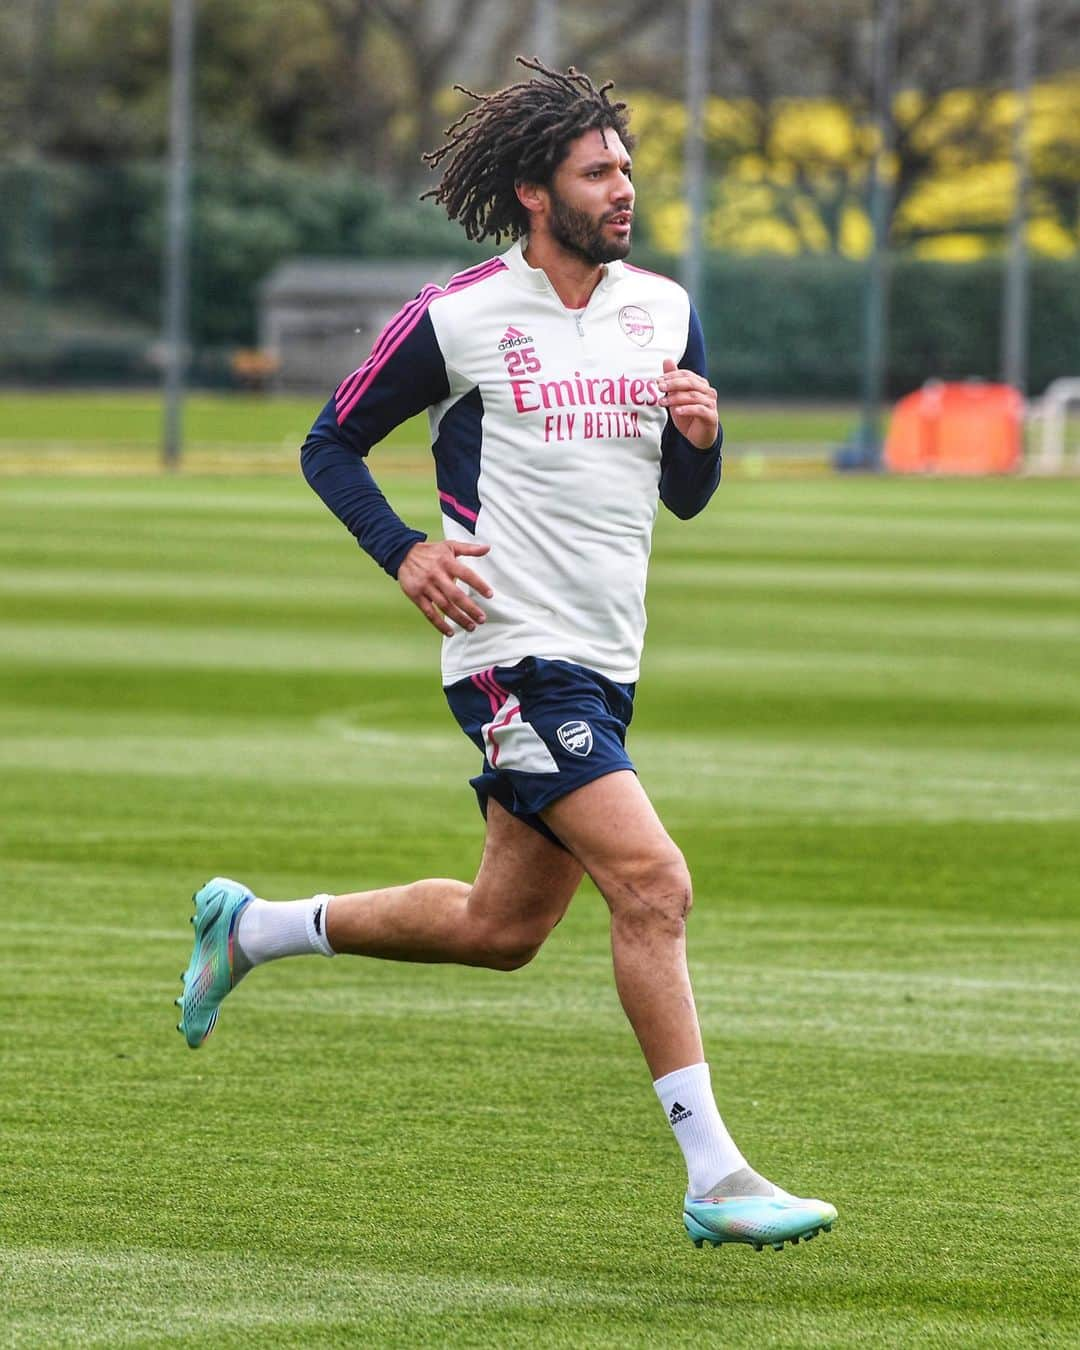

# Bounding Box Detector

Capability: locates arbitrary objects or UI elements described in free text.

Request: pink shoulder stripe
[624,262,675,282]
[335,256,505,413]
[335,258,507,423]
[335,256,505,404]
[334,281,444,408]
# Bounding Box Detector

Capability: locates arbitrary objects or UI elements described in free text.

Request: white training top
[304,240,722,686]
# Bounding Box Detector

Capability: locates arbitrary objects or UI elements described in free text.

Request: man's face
[542,127,635,266]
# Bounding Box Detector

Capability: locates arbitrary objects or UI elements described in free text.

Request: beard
[547,188,632,266]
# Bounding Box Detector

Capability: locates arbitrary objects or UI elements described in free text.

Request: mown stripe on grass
[0,622,433,672]
[1,1242,625,1345]
[1,728,1077,822]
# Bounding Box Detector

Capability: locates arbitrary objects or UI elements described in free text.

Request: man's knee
[605,849,693,936]
[469,914,550,972]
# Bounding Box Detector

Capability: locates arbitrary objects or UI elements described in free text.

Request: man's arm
[301,306,492,635]
[658,303,723,521]
[300,308,447,575]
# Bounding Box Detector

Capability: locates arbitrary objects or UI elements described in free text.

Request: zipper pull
[574,313,584,337]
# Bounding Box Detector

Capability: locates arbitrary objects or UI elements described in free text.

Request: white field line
[1,724,1077,818]
[0,483,317,512]
[221,989,1077,1061]
[5,620,1080,715]
[228,987,1075,1026]
[654,559,1080,597]
[10,517,334,545]
[664,508,1080,543]
[695,965,1080,996]
[2,730,1072,804]
[3,922,1070,996]
[0,1243,625,1339]
[0,566,374,606]
[4,556,1078,601]
[0,621,432,672]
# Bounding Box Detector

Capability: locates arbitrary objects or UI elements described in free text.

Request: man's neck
[522,234,605,310]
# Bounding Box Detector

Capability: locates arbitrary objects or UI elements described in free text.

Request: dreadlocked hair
[421,55,634,244]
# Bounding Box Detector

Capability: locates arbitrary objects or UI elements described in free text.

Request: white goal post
[1032,378,1080,473]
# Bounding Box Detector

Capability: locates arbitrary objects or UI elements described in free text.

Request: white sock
[653,1061,749,1198]
[235,894,336,971]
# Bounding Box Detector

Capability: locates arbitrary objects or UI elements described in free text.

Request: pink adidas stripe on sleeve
[335,258,507,425]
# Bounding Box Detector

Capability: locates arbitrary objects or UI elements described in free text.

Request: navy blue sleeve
[300,308,451,578]
[659,302,723,521]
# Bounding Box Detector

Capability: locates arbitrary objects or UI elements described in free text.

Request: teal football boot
[684,1170,837,1252]
[175,877,253,1049]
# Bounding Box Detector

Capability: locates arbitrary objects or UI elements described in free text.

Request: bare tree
[352,0,488,187]
[6,0,1076,249]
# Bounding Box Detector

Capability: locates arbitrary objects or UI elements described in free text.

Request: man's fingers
[405,572,488,618]
[441,601,484,632]
[452,564,494,598]
[417,596,455,637]
[659,371,717,418]
[398,539,494,635]
[418,573,487,626]
[434,586,486,629]
[428,568,489,620]
[667,399,717,419]
[661,375,711,395]
[655,363,720,448]
[416,591,482,636]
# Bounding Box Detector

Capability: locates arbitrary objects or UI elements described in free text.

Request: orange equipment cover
[884,382,1023,475]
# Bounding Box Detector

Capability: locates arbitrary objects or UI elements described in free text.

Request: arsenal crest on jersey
[619,305,654,347]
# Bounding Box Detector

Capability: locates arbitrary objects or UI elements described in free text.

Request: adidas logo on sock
[669,1101,693,1126]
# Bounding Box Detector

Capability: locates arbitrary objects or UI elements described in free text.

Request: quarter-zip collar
[501,238,625,303]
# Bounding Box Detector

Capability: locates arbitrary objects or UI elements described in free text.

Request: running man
[177,59,836,1253]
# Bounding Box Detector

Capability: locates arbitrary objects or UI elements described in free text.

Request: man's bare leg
[542,770,700,1079]
[180,773,836,1245]
[179,801,581,1047]
[249,799,584,971]
[542,770,837,1242]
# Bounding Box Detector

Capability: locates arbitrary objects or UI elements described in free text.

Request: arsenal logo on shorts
[556,720,594,757]
[619,305,654,347]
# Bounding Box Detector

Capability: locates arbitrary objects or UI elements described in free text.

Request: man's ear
[515,180,547,220]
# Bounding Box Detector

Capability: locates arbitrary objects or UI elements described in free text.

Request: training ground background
[1,400,1078,1347]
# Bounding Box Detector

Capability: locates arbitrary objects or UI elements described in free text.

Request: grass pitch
[0,390,854,474]
[1,466,1078,1347]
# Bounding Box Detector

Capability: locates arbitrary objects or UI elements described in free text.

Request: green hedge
[684,253,1080,398]
[0,159,480,383]
[2,159,1078,395]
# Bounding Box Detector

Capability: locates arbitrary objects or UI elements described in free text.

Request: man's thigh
[540,770,685,904]
[467,797,585,931]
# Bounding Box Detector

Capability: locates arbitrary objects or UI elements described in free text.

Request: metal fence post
[163,0,194,471]
[1002,0,1036,396]
[681,0,709,306]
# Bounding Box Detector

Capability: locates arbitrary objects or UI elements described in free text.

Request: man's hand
[658,357,719,450]
[397,539,494,638]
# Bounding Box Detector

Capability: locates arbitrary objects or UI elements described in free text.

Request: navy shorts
[444,656,636,847]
